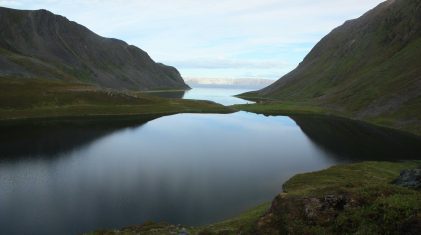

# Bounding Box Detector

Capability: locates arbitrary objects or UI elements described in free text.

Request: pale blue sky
[1,0,385,80]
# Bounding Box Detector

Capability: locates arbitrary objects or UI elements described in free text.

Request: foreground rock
[254,161,421,234]
[393,168,421,189]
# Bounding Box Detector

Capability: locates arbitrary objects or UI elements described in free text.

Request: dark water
[0,89,420,235]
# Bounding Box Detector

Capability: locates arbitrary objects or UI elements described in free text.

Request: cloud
[167,58,290,70]
[0,0,386,79]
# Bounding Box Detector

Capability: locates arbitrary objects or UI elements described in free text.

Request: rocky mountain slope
[0,7,189,90]
[242,0,421,133]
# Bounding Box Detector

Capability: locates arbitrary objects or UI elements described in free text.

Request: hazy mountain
[0,7,189,90]
[245,0,421,132]
[185,77,274,89]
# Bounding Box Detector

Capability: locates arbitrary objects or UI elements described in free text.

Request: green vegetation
[232,99,421,135]
[191,203,270,234]
[232,98,421,136]
[253,161,421,234]
[88,161,421,234]
[88,203,270,235]
[0,78,233,121]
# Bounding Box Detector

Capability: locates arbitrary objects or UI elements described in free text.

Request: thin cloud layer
[0,0,385,79]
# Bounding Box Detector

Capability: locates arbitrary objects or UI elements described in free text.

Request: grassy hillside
[239,0,421,135]
[0,77,233,121]
[88,161,421,234]
[0,7,189,90]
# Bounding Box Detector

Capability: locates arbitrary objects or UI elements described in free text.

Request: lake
[146,87,252,105]
[0,87,420,235]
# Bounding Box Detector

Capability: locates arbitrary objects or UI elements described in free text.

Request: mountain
[0,7,189,90]
[185,77,274,89]
[243,0,421,133]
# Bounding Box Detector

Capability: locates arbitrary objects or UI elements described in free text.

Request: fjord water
[147,87,252,105]
[0,88,420,235]
[183,87,252,105]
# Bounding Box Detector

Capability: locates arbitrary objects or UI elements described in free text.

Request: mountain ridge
[0,7,189,90]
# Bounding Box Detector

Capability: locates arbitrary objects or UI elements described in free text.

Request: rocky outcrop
[0,7,190,90]
[393,168,421,189]
[250,162,421,234]
[254,193,361,234]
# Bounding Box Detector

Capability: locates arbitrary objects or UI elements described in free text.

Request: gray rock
[393,168,421,189]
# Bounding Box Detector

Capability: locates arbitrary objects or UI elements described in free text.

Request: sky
[0,0,385,80]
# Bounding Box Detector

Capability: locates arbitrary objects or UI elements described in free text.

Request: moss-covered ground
[0,78,234,121]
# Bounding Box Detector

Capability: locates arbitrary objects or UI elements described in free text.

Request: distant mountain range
[244,0,421,133]
[0,7,189,90]
[185,77,274,89]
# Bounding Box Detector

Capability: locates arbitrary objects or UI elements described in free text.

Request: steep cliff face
[250,0,421,123]
[0,7,189,90]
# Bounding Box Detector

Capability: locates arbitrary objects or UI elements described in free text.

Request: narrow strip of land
[232,96,421,136]
[0,78,234,122]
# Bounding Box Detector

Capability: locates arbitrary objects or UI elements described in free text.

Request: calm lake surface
[148,87,252,105]
[1,88,420,235]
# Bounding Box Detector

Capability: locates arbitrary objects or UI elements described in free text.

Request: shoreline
[87,161,421,234]
[0,103,234,124]
[231,98,421,137]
